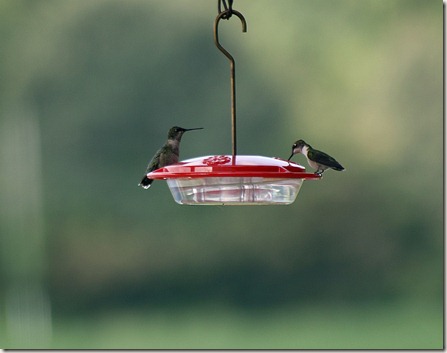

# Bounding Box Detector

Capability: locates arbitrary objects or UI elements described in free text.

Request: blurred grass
[46,301,442,349]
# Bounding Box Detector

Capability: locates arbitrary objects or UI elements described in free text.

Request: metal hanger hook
[213,10,247,63]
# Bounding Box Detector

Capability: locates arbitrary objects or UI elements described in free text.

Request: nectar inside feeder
[147,155,320,205]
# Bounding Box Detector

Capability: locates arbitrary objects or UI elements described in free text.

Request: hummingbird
[288,139,344,176]
[138,126,203,189]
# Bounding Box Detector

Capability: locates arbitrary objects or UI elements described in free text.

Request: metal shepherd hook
[214,0,247,159]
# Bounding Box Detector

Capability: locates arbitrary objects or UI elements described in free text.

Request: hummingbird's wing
[138,148,162,189]
[308,149,344,171]
[145,148,163,173]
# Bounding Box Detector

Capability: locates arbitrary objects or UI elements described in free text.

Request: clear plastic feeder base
[147,155,320,206]
[167,177,303,205]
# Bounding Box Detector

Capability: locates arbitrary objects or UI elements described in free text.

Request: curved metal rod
[214,10,247,159]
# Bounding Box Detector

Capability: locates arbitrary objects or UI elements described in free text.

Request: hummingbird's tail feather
[138,176,154,189]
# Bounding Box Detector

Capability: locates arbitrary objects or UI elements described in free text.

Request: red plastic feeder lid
[147,155,321,179]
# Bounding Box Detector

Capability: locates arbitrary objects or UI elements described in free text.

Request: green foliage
[0,0,442,348]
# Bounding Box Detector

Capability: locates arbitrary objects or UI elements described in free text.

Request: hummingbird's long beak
[287,152,294,161]
[184,127,203,131]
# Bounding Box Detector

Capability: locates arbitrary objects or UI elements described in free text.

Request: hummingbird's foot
[315,170,323,177]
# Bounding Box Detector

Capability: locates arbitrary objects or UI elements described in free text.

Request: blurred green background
[0,0,443,349]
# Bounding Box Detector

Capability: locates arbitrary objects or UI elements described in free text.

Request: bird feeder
[148,155,319,205]
[146,0,321,205]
